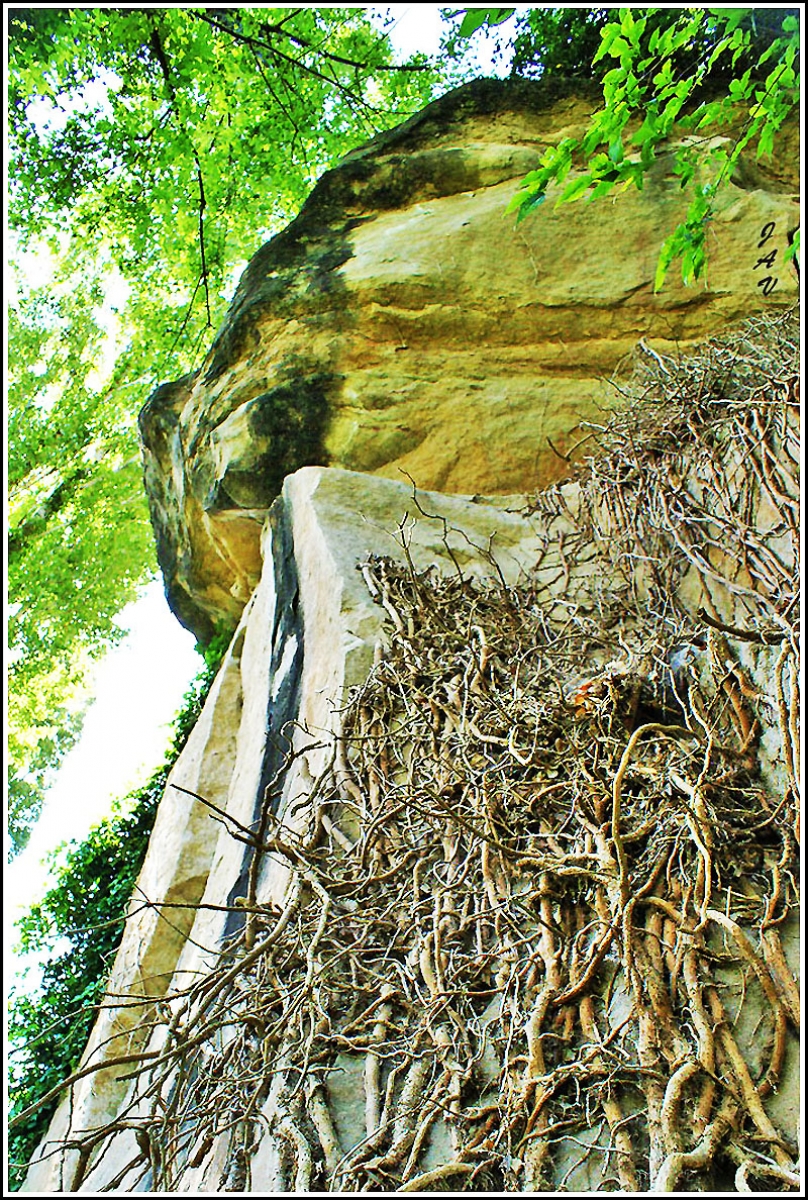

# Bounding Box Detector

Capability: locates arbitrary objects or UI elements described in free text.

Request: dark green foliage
[450,6,798,85]
[506,7,796,84]
[6,650,222,1191]
[198,623,235,673]
[509,7,612,78]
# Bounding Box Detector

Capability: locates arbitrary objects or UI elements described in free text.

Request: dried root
[25,312,799,1192]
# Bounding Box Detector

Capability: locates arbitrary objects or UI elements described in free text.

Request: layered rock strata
[139,77,800,642]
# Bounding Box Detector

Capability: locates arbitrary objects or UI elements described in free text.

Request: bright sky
[381,4,445,53]
[380,4,517,73]
[4,2,510,971]
[5,584,200,976]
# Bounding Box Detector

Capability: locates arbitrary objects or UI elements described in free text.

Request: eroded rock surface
[139,77,799,642]
[26,318,801,1190]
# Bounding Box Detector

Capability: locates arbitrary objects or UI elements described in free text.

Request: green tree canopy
[6,5,445,857]
[6,6,800,858]
[451,5,797,85]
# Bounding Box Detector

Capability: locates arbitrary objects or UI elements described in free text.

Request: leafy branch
[147,24,212,327]
[192,9,427,115]
[456,6,799,289]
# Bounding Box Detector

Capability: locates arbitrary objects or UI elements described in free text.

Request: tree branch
[148,25,211,328]
[195,11,432,73]
[8,469,90,560]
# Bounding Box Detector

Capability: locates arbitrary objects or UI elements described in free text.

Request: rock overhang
[138,75,799,644]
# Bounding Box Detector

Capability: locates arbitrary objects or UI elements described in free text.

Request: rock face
[139,77,799,643]
[25,316,800,1193]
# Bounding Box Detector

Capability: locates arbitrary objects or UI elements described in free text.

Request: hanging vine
[15,311,799,1193]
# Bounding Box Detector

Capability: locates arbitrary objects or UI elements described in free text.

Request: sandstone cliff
[138,77,799,643]
[22,78,800,1195]
[24,313,800,1194]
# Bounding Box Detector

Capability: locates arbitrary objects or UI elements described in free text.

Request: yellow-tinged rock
[139,77,799,643]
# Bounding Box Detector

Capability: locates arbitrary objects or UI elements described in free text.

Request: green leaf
[608,35,632,61]
[632,110,660,146]
[602,65,626,101]
[457,7,514,38]
[581,124,606,157]
[728,67,753,100]
[783,229,800,263]
[558,174,594,204]
[707,35,731,70]
[695,100,722,129]
[712,7,749,36]
[654,233,679,293]
[593,24,621,65]
[505,182,549,218]
[504,187,533,216]
[756,122,775,158]
[587,178,616,201]
[513,190,546,223]
[653,60,674,89]
[757,37,786,68]
[608,137,624,163]
[458,11,494,38]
